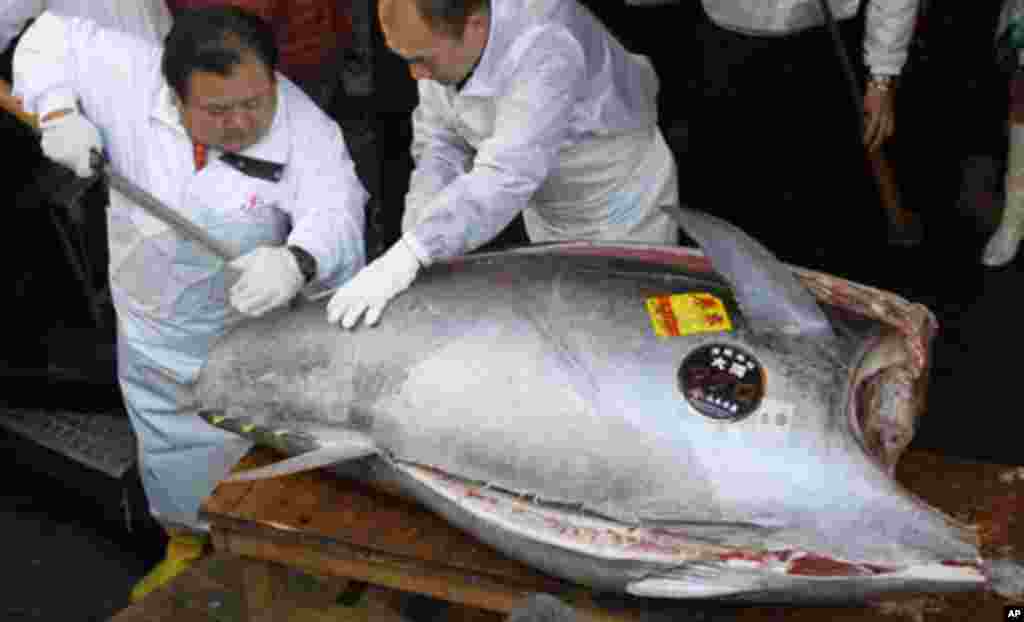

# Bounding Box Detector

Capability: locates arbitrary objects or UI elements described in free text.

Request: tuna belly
[344,457,987,604]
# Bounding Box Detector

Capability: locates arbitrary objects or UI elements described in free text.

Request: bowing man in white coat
[327,0,680,329]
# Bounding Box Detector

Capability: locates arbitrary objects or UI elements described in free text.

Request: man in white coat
[326,0,680,329]
[700,0,917,151]
[13,6,367,600]
[692,0,920,276]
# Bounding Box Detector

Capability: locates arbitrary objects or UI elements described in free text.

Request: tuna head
[665,208,923,476]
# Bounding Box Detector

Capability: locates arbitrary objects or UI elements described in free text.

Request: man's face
[178,53,277,152]
[380,0,487,86]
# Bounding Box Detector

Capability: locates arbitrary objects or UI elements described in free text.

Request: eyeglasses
[193,89,275,118]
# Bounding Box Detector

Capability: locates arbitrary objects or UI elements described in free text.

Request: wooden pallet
[199,449,672,622]
[108,552,459,622]
[115,448,1022,621]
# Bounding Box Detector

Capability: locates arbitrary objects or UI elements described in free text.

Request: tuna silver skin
[196,209,1006,604]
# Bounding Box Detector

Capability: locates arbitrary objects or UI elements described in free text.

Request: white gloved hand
[229,246,306,317]
[39,111,103,178]
[327,237,421,328]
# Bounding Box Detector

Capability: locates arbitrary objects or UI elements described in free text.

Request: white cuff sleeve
[401,231,432,267]
[36,87,78,118]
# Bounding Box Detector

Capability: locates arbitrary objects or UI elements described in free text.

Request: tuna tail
[983,558,1024,600]
[662,206,835,340]
[199,410,378,482]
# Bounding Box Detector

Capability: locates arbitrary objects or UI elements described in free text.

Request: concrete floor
[0,465,161,621]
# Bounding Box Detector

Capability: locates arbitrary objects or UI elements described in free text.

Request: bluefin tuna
[194,208,1021,604]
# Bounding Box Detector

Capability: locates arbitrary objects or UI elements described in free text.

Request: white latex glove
[229,246,305,317]
[39,111,103,178]
[327,237,421,328]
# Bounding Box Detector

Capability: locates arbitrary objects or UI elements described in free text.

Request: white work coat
[700,0,919,75]
[402,0,679,264]
[0,0,171,52]
[14,12,367,529]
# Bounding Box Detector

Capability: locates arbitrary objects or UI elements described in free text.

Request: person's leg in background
[983,69,1024,266]
[782,23,885,281]
[693,14,805,264]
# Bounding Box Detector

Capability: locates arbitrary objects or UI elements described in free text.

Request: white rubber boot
[983,123,1024,266]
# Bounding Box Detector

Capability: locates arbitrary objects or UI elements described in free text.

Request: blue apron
[108,160,291,531]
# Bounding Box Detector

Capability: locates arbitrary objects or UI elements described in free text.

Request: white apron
[524,126,679,244]
[110,164,291,530]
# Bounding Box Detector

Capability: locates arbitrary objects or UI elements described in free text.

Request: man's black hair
[162,6,279,101]
[415,0,490,38]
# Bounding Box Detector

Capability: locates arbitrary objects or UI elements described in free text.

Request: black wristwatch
[287,245,317,283]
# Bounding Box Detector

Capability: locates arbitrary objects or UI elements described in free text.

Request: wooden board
[200,448,1023,621]
[108,552,462,622]
[202,451,677,621]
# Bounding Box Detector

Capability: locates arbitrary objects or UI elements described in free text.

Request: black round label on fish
[679,344,765,422]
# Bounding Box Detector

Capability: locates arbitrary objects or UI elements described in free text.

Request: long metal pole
[817,0,867,131]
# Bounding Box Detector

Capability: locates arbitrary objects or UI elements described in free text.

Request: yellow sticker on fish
[646,293,733,337]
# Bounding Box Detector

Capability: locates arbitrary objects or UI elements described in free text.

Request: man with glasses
[12,5,367,599]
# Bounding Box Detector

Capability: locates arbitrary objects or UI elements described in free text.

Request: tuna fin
[626,578,749,599]
[198,410,378,482]
[627,561,760,598]
[662,206,835,339]
[226,441,377,483]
